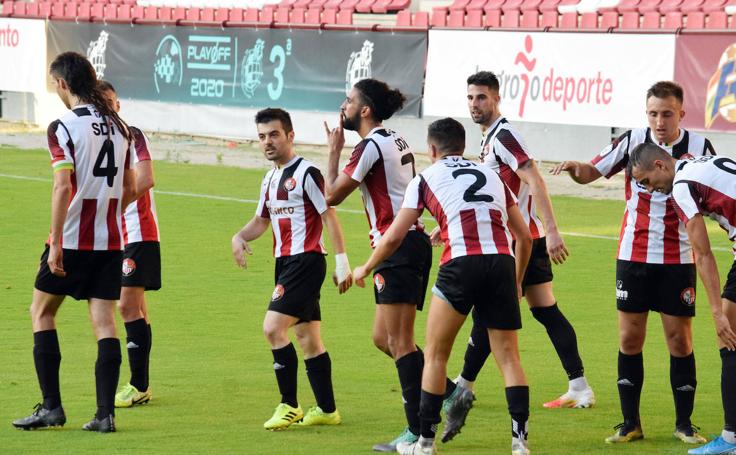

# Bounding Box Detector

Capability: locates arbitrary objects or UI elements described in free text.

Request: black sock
[419,389,443,439]
[95,338,121,420]
[721,348,736,432]
[396,350,423,435]
[305,352,336,413]
[617,351,643,427]
[671,352,696,429]
[33,330,62,410]
[272,343,298,408]
[506,386,530,440]
[531,304,584,380]
[461,316,491,382]
[124,318,150,392]
[147,324,152,387]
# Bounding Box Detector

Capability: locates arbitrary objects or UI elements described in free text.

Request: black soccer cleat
[82,414,116,433]
[441,385,475,443]
[12,404,66,430]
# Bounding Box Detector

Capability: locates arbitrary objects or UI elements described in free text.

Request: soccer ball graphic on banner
[153,34,183,94]
[705,43,736,128]
[345,40,374,95]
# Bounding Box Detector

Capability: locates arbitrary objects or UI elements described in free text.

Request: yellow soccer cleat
[115,383,152,408]
[294,406,341,426]
[605,423,644,443]
[263,403,303,431]
[674,424,708,444]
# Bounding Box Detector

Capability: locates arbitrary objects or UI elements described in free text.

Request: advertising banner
[0,18,47,92]
[47,21,426,116]
[675,34,736,132]
[424,30,676,128]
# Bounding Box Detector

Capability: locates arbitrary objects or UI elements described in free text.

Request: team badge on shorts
[680,287,696,307]
[374,273,385,293]
[122,258,136,277]
[271,284,285,302]
[283,178,297,192]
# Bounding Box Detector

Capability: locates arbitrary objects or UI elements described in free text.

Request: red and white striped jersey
[591,127,715,264]
[342,127,422,248]
[47,104,132,251]
[256,156,328,258]
[122,127,160,245]
[671,156,736,258]
[402,155,517,265]
[478,117,544,239]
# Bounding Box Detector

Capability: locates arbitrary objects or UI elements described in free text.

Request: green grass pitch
[1,146,734,454]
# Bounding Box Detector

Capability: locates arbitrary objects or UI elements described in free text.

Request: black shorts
[35,246,123,301]
[433,254,521,330]
[373,230,432,310]
[122,241,161,290]
[522,237,554,289]
[615,259,697,317]
[723,260,736,303]
[268,252,326,323]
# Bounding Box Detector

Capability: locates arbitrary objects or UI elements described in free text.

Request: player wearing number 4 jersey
[353,118,533,455]
[628,146,736,455]
[324,79,455,452]
[552,81,714,445]
[231,108,352,431]
[13,52,135,434]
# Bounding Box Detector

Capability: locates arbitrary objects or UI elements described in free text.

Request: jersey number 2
[93,139,118,187]
[452,169,494,203]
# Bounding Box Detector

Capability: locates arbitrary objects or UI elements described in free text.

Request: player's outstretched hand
[324,115,345,154]
[714,312,736,350]
[231,236,252,269]
[546,231,570,265]
[550,161,581,177]
[333,253,353,294]
[429,226,443,247]
[332,272,353,294]
[48,244,66,277]
[353,265,369,288]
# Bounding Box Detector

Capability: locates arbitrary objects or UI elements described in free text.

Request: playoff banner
[47,21,426,116]
[0,18,47,92]
[424,30,676,128]
[675,34,736,132]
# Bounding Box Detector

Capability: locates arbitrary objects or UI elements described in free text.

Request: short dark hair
[98,80,116,93]
[353,79,406,122]
[255,108,293,133]
[626,142,672,176]
[467,71,500,91]
[646,81,684,104]
[428,118,465,156]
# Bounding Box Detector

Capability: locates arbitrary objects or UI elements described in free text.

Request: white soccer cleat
[542,387,595,409]
[511,436,530,455]
[395,440,438,454]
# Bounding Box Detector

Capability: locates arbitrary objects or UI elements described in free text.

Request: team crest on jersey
[374,273,385,293]
[86,31,109,79]
[122,258,136,277]
[680,287,696,307]
[283,177,297,192]
[271,284,285,302]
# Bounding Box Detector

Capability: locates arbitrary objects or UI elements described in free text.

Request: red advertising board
[675,34,736,132]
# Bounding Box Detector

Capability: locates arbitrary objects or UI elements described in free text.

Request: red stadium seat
[413,10,430,26]
[541,9,559,25]
[702,0,726,11]
[275,6,289,22]
[520,9,540,25]
[685,10,705,26]
[336,8,352,23]
[2,2,19,17]
[449,0,472,10]
[338,0,360,10]
[215,7,228,22]
[37,1,50,18]
[91,2,104,19]
[707,10,727,26]
[396,9,411,24]
[609,0,639,11]
[117,4,133,20]
[539,0,561,10]
[485,8,502,24]
[130,5,143,19]
[641,10,661,26]
[521,0,543,9]
[484,0,507,12]
[559,11,577,26]
[432,7,448,25]
[291,7,306,22]
[502,0,524,9]
[501,8,521,26]
[309,0,329,8]
[448,8,464,25]
[185,7,199,21]
[658,0,683,12]
[279,0,298,6]
[241,8,256,21]
[322,8,337,22]
[306,7,322,23]
[637,0,661,11]
[384,0,411,12]
[103,4,118,19]
[259,7,274,23]
[371,0,392,12]
[158,6,173,21]
[143,6,157,20]
[25,2,37,17]
[466,0,489,9]
[679,0,703,11]
[621,11,640,26]
[580,11,598,27]
[202,7,216,22]
[355,0,376,13]
[466,8,483,24]
[662,10,683,26]
[600,10,619,27]
[77,2,92,20]
[294,0,312,7]
[172,7,186,22]
[324,0,343,8]
[49,2,64,18]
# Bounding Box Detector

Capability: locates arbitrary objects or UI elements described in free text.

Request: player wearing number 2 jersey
[353,118,533,455]
[13,52,135,434]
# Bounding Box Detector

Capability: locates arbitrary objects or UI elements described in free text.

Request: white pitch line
[2,172,733,252]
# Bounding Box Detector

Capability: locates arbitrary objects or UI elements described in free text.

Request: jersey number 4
[452,169,494,203]
[93,139,119,187]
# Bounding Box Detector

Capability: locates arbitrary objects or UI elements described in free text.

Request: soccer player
[97,81,160,409]
[441,71,595,442]
[353,117,533,455]
[324,79,455,451]
[231,108,352,431]
[12,51,135,433]
[627,145,736,455]
[551,81,714,444]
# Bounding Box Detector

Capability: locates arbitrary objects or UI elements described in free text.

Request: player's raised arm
[321,208,352,294]
[231,216,270,269]
[549,160,603,184]
[353,207,421,287]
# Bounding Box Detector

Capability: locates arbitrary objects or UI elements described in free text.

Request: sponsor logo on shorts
[122,258,136,277]
[374,273,385,293]
[681,287,696,307]
[283,177,297,192]
[271,284,285,302]
[616,280,628,301]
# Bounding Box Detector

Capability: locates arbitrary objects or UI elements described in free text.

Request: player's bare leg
[293,321,340,426]
[83,299,121,433]
[116,287,153,408]
[262,311,303,430]
[524,282,594,409]
[489,328,530,455]
[606,311,647,443]
[372,306,393,357]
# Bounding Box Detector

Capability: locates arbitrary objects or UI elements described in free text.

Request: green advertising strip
[47,21,427,116]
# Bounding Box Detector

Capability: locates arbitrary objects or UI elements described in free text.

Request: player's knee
[372,332,390,355]
[666,331,692,356]
[619,334,645,354]
[263,325,287,346]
